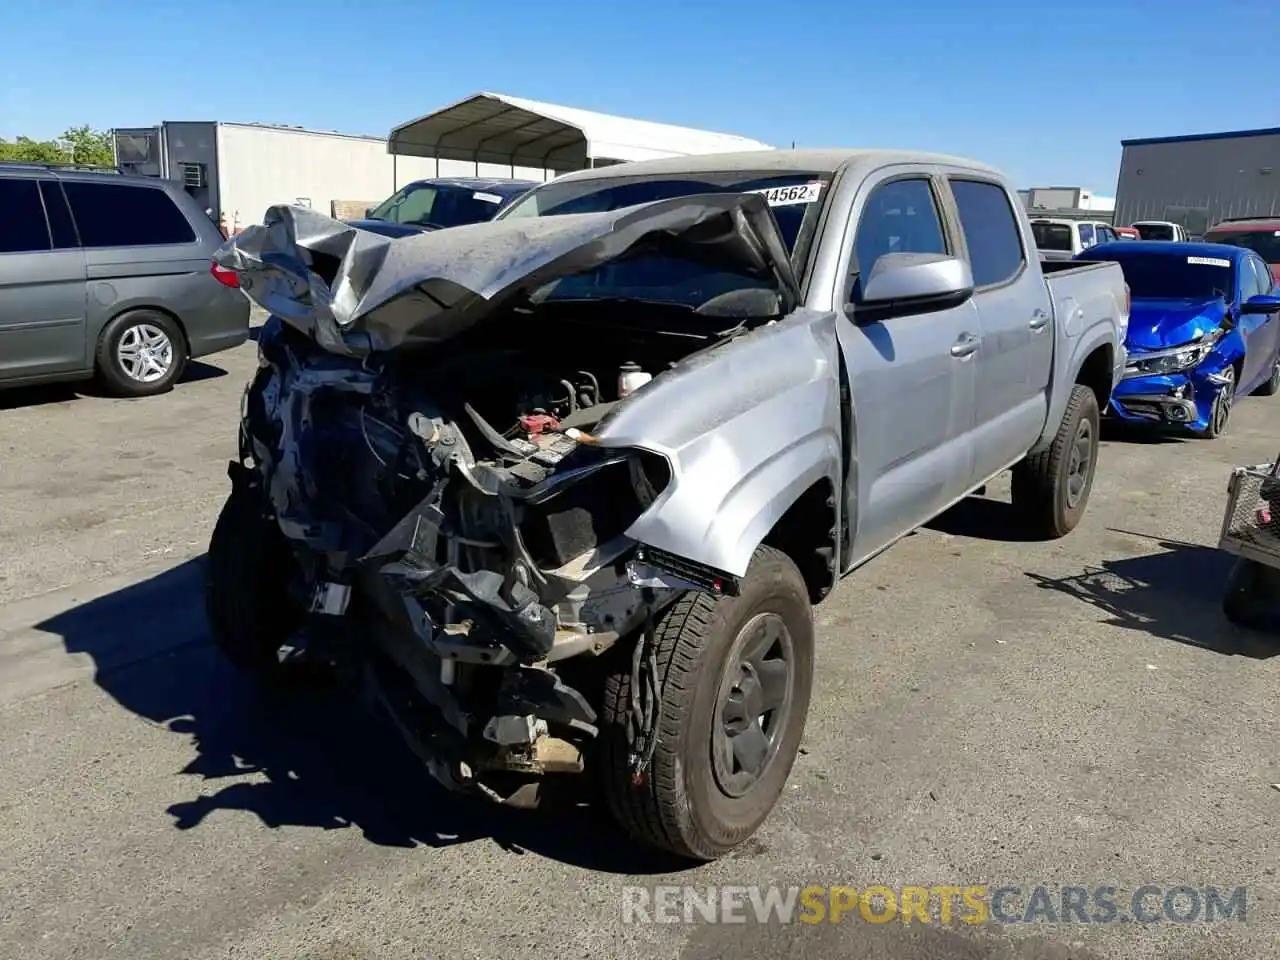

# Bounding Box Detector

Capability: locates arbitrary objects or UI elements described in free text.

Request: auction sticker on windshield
[1187,256,1231,267]
[750,181,826,207]
[474,192,504,204]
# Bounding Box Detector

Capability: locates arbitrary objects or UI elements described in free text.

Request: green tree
[0,135,68,163]
[0,126,115,166]
[61,125,115,166]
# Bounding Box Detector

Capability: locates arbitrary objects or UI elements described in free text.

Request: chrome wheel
[1065,416,1093,510]
[116,323,174,383]
[713,612,794,798]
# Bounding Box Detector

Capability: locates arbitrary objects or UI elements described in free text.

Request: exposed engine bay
[238,305,741,801]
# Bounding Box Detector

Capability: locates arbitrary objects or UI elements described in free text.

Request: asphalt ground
[2,326,1279,959]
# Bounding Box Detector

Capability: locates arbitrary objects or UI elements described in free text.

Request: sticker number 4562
[749,181,825,207]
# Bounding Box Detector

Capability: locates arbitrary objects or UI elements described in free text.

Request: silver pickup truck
[207,149,1128,861]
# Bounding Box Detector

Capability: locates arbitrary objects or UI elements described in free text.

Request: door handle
[1029,309,1050,331]
[950,333,980,358]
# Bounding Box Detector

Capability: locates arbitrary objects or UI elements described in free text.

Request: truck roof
[548,148,1003,185]
[1088,240,1251,263]
[1205,217,1280,232]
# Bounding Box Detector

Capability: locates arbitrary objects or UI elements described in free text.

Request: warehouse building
[113,93,771,231]
[1113,126,1280,236]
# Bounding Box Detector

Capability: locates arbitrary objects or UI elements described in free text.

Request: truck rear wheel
[1223,557,1280,630]
[599,546,814,861]
[1011,384,1100,539]
[205,484,302,677]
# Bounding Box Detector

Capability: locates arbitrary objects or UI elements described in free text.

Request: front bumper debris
[1108,370,1223,431]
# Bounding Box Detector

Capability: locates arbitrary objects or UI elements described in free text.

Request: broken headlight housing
[1123,331,1222,379]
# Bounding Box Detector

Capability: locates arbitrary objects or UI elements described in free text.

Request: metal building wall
[209,123,553,229]
[161,122,220,216]
[1113,131,1280,234]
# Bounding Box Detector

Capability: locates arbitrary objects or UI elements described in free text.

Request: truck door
[0,177,87,383]
[835,169,979,564]
[943,176,1053,486]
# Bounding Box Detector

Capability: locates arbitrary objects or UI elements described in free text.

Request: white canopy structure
[388,92,772,171]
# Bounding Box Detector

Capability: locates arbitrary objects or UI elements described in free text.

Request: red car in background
[1114,226,1141,240]
[1204,217,1280,282]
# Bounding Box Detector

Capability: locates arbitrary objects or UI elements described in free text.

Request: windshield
[1133,223,1175,241]
[1031,221,1073,251]
[1205,229,1280,263]
[498,170,830,309]
[1083,250,1234,301]
[366,183,508,229]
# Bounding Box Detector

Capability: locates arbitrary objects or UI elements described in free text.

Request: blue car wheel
[1254,356,1280,398]
[1194,365,1235,439]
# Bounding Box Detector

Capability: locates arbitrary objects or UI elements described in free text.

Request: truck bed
[1040,258,1105,275]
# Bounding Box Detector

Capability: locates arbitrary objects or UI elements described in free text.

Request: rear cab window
[0,177,53,254]
[1134,223,1175,241]
[61,181,196,248]
[1031,221,1073,252]
[948,179,1026,287]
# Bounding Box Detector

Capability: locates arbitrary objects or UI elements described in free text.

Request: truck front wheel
[1011,384,1101,539]
[205,484,302,678]
[599,546,814,861]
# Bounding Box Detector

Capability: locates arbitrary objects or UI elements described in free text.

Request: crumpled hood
[215,194,799,357]
[1125,297,1227,351]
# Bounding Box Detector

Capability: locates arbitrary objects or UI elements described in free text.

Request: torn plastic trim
[630,544,742,597]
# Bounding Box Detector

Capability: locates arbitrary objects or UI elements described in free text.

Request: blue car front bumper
[1109,367,1232,432]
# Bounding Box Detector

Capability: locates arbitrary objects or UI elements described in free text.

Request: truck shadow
[1026,533,1280,657]
[926,495,1046,543]
[34,557,685,875]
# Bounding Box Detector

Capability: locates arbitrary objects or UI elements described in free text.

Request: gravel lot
[2,328,1279,960]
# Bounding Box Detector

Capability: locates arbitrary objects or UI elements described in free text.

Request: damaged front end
[239,315,694,803]
[218,197,794,804]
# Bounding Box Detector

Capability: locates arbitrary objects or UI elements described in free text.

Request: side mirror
[1242,294,1280,315]
[364,207,374,218]
[856,253,974,314]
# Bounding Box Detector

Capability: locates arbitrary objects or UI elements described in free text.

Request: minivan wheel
[95,310,189,397]
[206,484,302,678]
[1011,384,1101,538]
[599,545,814,861]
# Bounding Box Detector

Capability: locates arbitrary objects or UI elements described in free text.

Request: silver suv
[0,162,249,397]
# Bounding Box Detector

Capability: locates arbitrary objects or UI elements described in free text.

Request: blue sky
[3,0,1276,193]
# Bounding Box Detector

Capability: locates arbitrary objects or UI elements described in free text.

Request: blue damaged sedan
[1076,241,1280,437]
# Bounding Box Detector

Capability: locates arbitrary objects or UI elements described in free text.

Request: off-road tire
[95,310,189,398]
[599,545,814,861]
[1253,358,1280,398]
[205,484,301,677]
[1011,384,1100,539]
[1223,557,1280,631]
